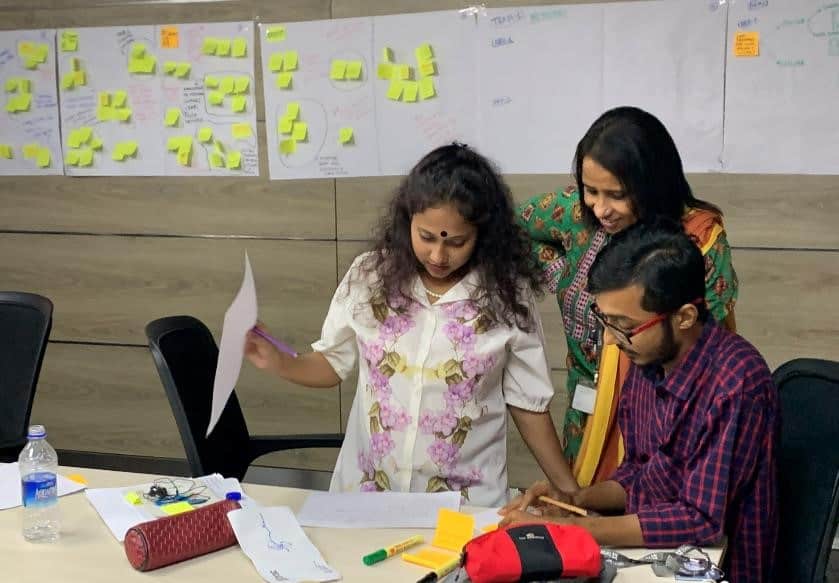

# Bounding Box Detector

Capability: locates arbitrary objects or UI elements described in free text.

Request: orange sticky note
[734,31,759,57]
[161,26,179,49]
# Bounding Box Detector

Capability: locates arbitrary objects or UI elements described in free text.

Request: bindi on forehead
[440,230,448,237]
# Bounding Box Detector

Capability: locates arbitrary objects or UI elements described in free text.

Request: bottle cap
[27,425,46,439]
[225,491,242,501]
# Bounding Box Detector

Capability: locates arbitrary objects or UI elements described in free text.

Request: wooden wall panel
[32,342,341,471]
[0,234,336,345]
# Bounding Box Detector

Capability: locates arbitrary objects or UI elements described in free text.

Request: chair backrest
[772,358,839,583]
[145,315,251,480]
[0,292,53,454]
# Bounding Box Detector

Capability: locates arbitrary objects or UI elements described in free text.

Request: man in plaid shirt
[501,221,778,583]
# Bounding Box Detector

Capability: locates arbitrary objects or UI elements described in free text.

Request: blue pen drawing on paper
[260,512,293,552]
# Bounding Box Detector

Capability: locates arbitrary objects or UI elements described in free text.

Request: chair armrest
[247,434,344,461]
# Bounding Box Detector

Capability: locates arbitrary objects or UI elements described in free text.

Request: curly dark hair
[357,143,543,331]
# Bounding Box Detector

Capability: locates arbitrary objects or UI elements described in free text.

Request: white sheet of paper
[296,491,461,528]
[228,506,340,583]
[84,473,240,541]
[0,462,86,510]
[470,508,502,534]
[207,251,258,436]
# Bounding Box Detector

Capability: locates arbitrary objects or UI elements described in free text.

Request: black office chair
[145,315,343,481]
[0,292,53,462]
[772,358,839,583]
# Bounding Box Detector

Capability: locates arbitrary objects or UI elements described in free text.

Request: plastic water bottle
[19,424,60,542]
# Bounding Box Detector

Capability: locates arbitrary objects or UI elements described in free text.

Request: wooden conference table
[0,466,722,582]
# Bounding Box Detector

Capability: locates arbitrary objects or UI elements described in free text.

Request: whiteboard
[0,29,63,176]
[602,0,727,172]
[57,22,258,176]
[723,0,839,174]
[259,18,379,179]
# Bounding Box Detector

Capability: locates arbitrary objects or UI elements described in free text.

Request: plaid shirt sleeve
[635,386,767,547]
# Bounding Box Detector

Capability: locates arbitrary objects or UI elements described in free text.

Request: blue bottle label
[22,472,57,508]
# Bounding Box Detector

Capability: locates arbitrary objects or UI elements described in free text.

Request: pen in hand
[251,326,298,358]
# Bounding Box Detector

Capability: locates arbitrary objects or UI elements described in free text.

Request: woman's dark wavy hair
[573,106,721,229]
[359,143,543,331]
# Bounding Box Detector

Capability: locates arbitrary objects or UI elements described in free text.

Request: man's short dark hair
[587,219,709,321]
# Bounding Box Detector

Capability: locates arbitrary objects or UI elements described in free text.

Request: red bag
[123,499,240,571]
[463,522,601,583]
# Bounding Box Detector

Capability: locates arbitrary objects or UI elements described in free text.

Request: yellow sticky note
[208,91,224,106]
[174,63,191,78]
[61,31,78,52]
[112,90,127,107]
[285,102,300,120]
[419,77,436,100]
[164,108,181,127]
[11,94,32,112]
[202,37,218,56]
[377,63,393,80]
[284,51,298,71]
[292,121,307,141]
[98,91,110,106]
[66,474,88,486]
[226,151,241,169]
[432,509,475,552]
[276,72,293,89]
[0,144,12,159]
[204,75,219,88]
[382,47,393,63]
[121,141,138,157]
[35,148,50,168]
[278,116,294,134]
[734,31,760,57]
[123,491,142,505]
[23,58,38,70]
[279,138,296,155]
[97,106,113,121]
[346,61,362,80]
[130,56,156,74]
[209,151,225,168]
[232,38,247,58]
[163,61,177,74]
[160,26,179,49]
[62,72,75,89]
[166,136,181,151]
[393,64,411,81]
[161,501,194,516]
[330,60,347,80]
[402,548,458,571]
[65,149,79,165]
[72,70,86,86]
[90,137,103,151]
[67,131,82,148]
[232,123,252,139]
[5,78,18,92]
[386,80,403,101]
[231,96,247,113]
[419,60,437,78]
[111,146,126,161]
[78,148,93,167]
[216,39,231,57]
[22,143,39,159]
[220,77,235,94]
[115,108,132,122]
[266,26,286,42]
[177,144,192,166]
[415,43,434,63]
[131,43,146,59]
[198,127,213,143]
[213,139,225,154]
[78,127,92,144]
[32,44,48,64]
[234,76,250,94]
[338,127,354,145]
[269,52,284,73]
[403,81,418,103]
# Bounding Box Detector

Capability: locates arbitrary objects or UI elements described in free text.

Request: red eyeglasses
[591,299,704,346]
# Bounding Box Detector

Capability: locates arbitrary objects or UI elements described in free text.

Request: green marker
[363,534,424,565]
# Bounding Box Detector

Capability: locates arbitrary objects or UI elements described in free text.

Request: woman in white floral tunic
[246,144,576,506]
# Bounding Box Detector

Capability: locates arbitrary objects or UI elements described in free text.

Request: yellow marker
[204,75,219,88]
[279,138,296,155]
[346,61,362,80]
[198,127,213,143]
[161,501,194,516]
[174,63,191,78]
[415,43,433,63]
[276,72,293,89]
[386,80,403,101]
[232,123,252,139]
[232,38,247,58]
[403,81,418,103]
[269,52,285,72]
[208,91,224,106]
[164,108,181,127]
[226,151,242,169]
[285,102,300,120]
[266,26,286,42]
[338,127,354,145]
[291,121,308,141]
[734,31,760,57]
[284,50,298,71]
[330,60,347,80]
[363,534,424,565]
[234,76,250,94]
[231,96,247,113]
[112,90,127,107]
[216,39,231,57]
[123,491,142,505]
[377,63,393,80]
[419,77,436,100]
[202,37,218,56]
